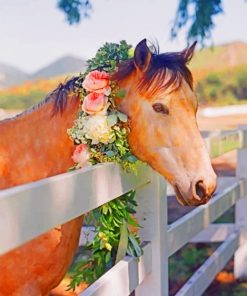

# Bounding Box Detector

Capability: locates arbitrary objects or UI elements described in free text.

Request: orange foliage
[50,277,87,296]
[0,76,68,96]
[216,271,235,284]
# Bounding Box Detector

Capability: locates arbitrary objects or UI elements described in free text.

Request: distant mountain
[190,41,247,78]
[31,56,87,80]
[0,63,29,89]
[0,55,87,89]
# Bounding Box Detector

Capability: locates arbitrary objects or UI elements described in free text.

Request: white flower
[83,115,115,144]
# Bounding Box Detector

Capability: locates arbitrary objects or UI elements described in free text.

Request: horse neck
[0,97,80,189]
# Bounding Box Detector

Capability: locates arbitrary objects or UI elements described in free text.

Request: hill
[0,63,29,89]
[190,41,247,80]
[0,55,87,89]
[31,56,87,80]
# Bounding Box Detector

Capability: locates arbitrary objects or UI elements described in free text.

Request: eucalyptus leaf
[117,112,128,122]
[105,150,116,157]
[107,114,118,127]
[127,155,138,163]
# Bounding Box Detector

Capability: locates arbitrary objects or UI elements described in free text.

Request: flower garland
[67,41,142,289]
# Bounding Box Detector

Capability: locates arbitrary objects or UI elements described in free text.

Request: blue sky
[0,0,246,73]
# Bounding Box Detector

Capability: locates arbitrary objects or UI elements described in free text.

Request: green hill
[188,41,247,105]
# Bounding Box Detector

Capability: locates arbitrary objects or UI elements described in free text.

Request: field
[0,76,67,110]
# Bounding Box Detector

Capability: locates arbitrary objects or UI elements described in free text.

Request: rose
[82,92,108,115]
[82,115,115,145]
[82,70,111,95]
[72,144,90,168]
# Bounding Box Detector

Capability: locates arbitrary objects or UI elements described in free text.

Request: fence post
[234,126,247,278]
[135,169,169,296]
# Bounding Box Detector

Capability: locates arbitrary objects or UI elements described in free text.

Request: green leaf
[116,89,126,98]
[105,251,111,264]
[107,114,118,127]
[102,205,109,215]
[127,215,140,227]
[117,112,128,122]
[128,233,143,257]
[127,155,138,163]
[105,150,115,157]
[115,221,128,263]
[126,206,136,214]
[128,48,134,58]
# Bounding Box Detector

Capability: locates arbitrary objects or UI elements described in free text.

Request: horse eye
[152,103,169,115]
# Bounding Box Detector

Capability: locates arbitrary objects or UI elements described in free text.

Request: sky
[0,0,247,73]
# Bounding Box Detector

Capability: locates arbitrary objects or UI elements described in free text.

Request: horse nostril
[195,180,206,200]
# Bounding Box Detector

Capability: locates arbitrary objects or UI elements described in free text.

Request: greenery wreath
[67,41,143,289]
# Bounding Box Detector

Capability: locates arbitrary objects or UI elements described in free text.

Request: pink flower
[72,144,90,168]
[82,70,111,95]
[82,92,108,115]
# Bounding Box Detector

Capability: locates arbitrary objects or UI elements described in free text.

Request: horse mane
[2,76,81,122]
[51,76,81,115]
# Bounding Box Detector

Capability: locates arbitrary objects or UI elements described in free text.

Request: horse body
[0,39,217,295]
[0,98,84,295]
[0,99,78,188]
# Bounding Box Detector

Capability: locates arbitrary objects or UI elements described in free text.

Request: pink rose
[72,144,90,168]
[82,92,108,115]
[82,70,111,95]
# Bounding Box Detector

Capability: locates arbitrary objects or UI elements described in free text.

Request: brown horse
[0,39,216,295]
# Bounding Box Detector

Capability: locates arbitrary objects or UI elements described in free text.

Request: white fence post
[135,169,168,296]
[234,126,247,278]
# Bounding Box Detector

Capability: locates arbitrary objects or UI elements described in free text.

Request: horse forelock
[113,44,193,97]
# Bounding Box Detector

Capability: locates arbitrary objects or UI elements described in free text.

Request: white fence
[0,127,247,296]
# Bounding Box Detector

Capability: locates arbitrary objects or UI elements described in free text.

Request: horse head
[115,39,217,206]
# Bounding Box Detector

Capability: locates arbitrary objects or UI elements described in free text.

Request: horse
[0,39,216,295]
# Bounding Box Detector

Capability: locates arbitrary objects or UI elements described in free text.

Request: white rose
[83,115,115,144]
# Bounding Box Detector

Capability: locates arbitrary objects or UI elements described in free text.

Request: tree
[57,0,92,24]
[171,0,223,45]
[57,0,226,44]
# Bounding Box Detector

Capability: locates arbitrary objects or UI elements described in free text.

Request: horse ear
[182,41,197,62]
[134,39,152,73]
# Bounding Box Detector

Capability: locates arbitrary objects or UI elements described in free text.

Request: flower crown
[67,41,137,172]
